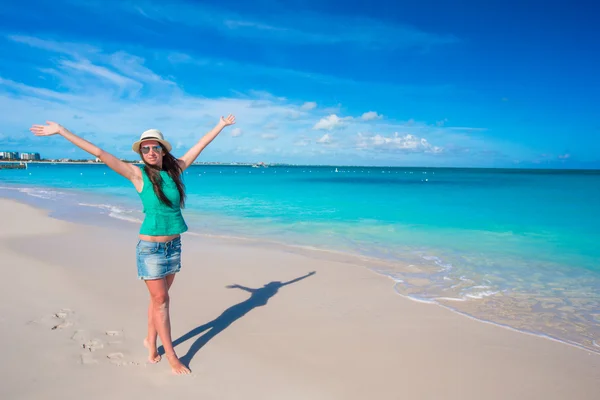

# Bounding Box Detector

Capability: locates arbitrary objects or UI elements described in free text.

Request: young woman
[29,115,236,374]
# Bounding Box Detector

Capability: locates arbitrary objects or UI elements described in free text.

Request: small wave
[403,294,437,304]
[437,296,467,302]
[372,269,404,283]
[422,255,453,271]
[21,187,66,200]
[385,274,599,354]
[437,301,600,355]
[109,213,142,224]
[0,185,67,200]
[464,290,499,300]
[78,202,142,224]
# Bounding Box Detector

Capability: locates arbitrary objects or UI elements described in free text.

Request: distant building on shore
[20,152,41,161]
[0,151,20,160]
[0,151,41,161]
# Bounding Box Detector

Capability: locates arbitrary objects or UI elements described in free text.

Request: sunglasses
[140,145,162,155]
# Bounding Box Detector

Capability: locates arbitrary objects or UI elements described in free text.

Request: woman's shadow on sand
[159,271,316,366]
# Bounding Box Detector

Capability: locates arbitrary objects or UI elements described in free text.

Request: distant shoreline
[0,160,599,172]
[0,160,260,166]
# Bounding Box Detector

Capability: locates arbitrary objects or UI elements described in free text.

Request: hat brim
[132,138,172,154]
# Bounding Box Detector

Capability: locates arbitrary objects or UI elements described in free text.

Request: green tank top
[137,167,188,236]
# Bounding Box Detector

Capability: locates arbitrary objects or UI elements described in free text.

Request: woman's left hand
[220,114,236,127]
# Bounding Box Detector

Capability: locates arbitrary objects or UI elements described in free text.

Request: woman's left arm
[178,115,236,171]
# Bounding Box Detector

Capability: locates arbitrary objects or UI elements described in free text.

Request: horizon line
[1,160,598,172]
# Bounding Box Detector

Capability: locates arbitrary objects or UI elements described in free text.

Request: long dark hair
[143,144,186,208]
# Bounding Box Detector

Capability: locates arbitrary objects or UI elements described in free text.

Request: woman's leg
[144,273,176,363]
[145,275,190,374]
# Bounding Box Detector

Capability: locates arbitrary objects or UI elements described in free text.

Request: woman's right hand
[30,121,64,136]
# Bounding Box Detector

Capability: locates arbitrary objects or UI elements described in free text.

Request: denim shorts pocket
[137,241,159,255]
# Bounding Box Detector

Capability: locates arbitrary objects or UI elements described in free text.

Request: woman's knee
[151,292,170,306]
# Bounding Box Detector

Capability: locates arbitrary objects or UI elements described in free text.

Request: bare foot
[165,353,191,375]
[143,338,161,364]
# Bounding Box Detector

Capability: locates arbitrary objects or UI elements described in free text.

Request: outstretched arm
[30,121,141,183]
[226,284,255,293]
[177,115,236,171]
[281,271,316,287]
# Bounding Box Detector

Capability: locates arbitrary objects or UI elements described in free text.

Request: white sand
[0,198,598,399]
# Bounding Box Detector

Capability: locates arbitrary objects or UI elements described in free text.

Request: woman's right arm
[30,121,141,183]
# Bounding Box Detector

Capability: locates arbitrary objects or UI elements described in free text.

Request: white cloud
[0,74,308,161]
[0,77,80,102]
[361,111,382,121]
[285,110,302,119]
[231,128,243,137]
[111,1,459,50]
[8,35,177,99]
[313,114,352,130]
[7,34,99,57]
[294,137,311,146]
[301,101,317,110]
[316,133,332,144]
[558,153,570,159]
[3,34,514,166]
[224,20,286,32]
[446,126,487,132]
[108,52,176,86]
[0,36,318,145]
[247,90,286,102]
[356,132,443,153]
[59,60,140,89]
[436,118,448,127]
[263,122,278,130]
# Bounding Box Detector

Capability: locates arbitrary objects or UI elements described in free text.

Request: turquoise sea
[1,163,599,352]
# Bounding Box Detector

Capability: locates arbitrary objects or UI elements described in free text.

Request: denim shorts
[136,236,182,280]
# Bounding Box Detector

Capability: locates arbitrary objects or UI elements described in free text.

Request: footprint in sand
[71,330,88,342]
[82,339,104,352]
[104,330,124,346]
[105,330,122,341]
[51,321,73,330]
[107,352,124,360]
[76,335,131,366]
[50,308,74,330]
[25,308,72,328]
[107,352,134,366]
[31,311,141,368]
[53,308,73,318]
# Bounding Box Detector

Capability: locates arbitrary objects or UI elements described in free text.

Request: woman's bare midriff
[139,234,181,242]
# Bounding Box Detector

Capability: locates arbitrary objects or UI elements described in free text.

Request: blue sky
[0,0,598,167]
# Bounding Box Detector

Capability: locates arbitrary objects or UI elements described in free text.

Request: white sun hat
[132,129,173,154]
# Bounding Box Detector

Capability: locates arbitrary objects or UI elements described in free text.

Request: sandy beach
[0,197,598,399]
